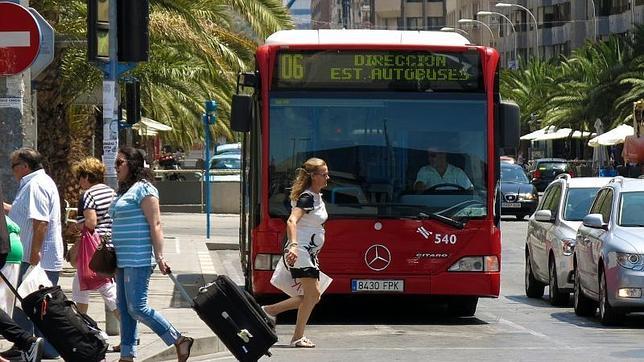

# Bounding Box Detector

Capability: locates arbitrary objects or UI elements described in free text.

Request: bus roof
[265,29,472,47]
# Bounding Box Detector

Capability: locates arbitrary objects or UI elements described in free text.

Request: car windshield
[210,157,240,170]
[537,162,568,172]
[563,187,600,221]
[501,166,529,183]
[619,192,644,227]
[268,92,488,219]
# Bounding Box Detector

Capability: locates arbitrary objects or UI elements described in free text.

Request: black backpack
[21,286,108,362]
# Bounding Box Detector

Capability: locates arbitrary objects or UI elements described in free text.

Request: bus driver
[414,149,473,192]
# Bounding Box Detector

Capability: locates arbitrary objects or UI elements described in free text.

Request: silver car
[525,175,609,306]
[574,177,644,325]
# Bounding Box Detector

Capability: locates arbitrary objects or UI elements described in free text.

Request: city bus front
[232,32,519,315]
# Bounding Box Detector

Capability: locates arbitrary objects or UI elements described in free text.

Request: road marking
[175,236,181,254]
[198,251,217,275]
[0,32,30,47]
[481,312,547,338]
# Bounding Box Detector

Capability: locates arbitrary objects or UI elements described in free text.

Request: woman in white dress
[262,157,329,348]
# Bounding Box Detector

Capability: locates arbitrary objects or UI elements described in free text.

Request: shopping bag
[17,264,52,300]
[270,257,332,298]
[78,228,112,290]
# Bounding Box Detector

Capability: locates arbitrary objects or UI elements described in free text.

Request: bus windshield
[268,92,488,219]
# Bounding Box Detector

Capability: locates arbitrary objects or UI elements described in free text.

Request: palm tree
[28,0,292,217]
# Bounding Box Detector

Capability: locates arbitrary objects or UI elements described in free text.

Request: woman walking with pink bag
[70,158,120,322]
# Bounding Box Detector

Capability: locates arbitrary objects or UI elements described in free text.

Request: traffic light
[87,0,110,62]
[125,81,141,125]
[117,0,149,62]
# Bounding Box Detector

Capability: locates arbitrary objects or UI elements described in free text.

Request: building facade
[285,0,313,29]
[445,0,644,68]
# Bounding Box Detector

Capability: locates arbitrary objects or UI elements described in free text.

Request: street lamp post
[589,0,598,41]
[496,2,539,59]
[478,11,518,69]
[458,19,495,47]
[440,27,471,39]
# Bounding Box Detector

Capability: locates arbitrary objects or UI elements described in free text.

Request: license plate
[502,202,521,208]
[351,279,404,292]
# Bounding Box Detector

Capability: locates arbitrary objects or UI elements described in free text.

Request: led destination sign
[273,50,482,91]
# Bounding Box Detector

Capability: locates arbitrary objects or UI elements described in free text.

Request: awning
[531,128,596,141]
[588,124,634,147]
[132,117,173,136]
[520,126,556,140]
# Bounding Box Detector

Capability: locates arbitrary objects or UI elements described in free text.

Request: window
[539,2,570,29]
[598,189,613,223]
[589,189,607,215]
[407,17,423,30]
[563,188,600,221]
[427,16,444,30]
[618,192,644,226]
[545,184,562,213]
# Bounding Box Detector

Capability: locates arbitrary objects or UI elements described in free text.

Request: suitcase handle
[167,271,195,308]
[221,311,254,343]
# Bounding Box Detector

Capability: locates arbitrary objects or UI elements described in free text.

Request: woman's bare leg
[264,296,303,316]
[77,303,88,314]
[292,278,320,342]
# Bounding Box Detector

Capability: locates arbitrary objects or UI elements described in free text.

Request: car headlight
[518,193,536,201]
[616,252,644,270]
[562,239,576,256]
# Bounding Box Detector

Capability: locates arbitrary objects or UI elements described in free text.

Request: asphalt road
[205,217,644,361]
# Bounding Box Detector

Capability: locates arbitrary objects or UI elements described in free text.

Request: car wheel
[599,269,623,325]
[525,252,545,298]
[573,266,596,317]
[549,259,570,306]
[448,297,478,317]
[515,214,526,221]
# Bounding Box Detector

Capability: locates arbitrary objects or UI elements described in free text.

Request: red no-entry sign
[0,2,41,76]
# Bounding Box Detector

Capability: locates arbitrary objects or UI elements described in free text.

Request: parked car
[500,163,538,220]
[573,177,644,324]
[525,175,610,306]
[204,153,241,181]
[500,155,516,164]
[530,158,574,192]
[215,142,241,155]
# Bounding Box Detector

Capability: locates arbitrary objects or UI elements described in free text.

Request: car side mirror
[583,214,607,229]
[534,209,553,222]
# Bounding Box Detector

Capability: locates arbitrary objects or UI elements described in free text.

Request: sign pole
[204,101,217,239]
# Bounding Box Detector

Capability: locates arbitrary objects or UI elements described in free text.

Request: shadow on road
[276,295,489,326]
[551,311,644,329]
[505,294,571,308]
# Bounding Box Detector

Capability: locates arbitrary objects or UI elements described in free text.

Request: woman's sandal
[290,336,315,348]
[175,336,194,362]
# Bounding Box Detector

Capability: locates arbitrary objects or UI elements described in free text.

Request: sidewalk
[0,213,239,361]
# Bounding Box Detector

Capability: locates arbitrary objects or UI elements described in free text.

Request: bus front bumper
[252,271,500,298]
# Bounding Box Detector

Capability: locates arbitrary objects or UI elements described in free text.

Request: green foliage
[32,0,293,149]
[501,25,644,134]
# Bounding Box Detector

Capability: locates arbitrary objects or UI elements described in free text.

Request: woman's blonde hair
[72,157,106,184]
[289,157,327,201]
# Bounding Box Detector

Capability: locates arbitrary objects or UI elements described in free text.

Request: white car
[525,175,610,305]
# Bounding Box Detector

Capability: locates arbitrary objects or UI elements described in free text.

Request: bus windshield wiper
[417,211,465,229]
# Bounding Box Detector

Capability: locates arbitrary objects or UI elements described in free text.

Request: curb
[140,335,224,361]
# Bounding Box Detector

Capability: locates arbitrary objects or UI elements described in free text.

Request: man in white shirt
[2,148,62,359]
[414,150,473,192]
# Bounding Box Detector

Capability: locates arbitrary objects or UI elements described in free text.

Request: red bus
[231,30,519,315]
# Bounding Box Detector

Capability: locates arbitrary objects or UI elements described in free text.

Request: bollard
[105,304,119,336]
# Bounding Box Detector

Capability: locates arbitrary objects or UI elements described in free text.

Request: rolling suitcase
[169,272,277,361]
[0,272,108,362]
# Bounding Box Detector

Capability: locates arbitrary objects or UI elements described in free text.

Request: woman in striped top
[72,157,119,318]
[111,146,193,362]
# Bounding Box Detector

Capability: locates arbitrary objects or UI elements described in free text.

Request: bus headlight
[254,254,282,270]
[448,256,499,272]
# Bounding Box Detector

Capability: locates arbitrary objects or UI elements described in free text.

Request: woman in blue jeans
[111,146,193,362]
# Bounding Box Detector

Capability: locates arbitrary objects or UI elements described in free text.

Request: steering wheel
[423,183,466,194]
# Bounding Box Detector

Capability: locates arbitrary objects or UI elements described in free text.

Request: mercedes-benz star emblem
[364,244,391,271]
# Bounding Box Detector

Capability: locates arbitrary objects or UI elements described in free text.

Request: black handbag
[89,237,116,277]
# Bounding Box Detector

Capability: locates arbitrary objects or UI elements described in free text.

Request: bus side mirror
[231,94,252,132]
[499,100,520,150]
